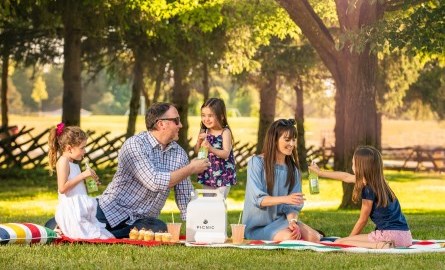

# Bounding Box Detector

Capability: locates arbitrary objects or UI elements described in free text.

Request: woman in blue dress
[242,119,321,242]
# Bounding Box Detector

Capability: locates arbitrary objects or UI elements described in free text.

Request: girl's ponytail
[47,127,59,175]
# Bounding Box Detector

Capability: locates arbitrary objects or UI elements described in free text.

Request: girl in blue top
[242,119,321,242]
[309,145,412,248]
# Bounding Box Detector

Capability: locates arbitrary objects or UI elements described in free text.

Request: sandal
[376,240,395,249]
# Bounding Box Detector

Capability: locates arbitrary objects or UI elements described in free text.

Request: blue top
[361,186,409,231]
[197,129,237,187]
[242,155,303,240]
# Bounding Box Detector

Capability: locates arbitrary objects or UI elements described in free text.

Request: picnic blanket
[55,235,168,247]
[185,237,445,254]
[55,235,445,254]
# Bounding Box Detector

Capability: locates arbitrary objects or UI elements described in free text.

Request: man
[45,102,210,238]
[95,102,210,238]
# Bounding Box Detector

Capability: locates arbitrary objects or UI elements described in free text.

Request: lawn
[0,168,444,269]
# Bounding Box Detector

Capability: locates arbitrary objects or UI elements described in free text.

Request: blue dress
[242,155,303,240]
[197,130,236,187]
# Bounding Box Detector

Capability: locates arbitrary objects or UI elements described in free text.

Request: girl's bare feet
[376,240,395,249]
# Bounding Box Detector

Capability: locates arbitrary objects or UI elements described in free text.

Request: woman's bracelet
[288,218,298,224]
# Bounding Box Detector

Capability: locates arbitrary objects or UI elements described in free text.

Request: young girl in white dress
[48,123,114,239]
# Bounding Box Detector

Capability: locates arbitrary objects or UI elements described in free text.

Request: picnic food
[144,230,154,241]
[138,228,146,240]
[162,232,172,243]
[154,232,163,242]
[129,227,139,240]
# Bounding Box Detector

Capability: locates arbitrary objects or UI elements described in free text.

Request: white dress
[55,162,114,239]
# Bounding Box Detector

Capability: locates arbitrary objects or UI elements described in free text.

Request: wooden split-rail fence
[0,126,257,170]
[305,145,445,172]
[0,126,127,169]
[0,126,444,172]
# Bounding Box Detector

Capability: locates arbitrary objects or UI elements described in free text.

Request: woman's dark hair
[201,98,233,141]
[262,119,300,195]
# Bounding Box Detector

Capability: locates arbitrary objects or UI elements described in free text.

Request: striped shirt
[98,131,193,228]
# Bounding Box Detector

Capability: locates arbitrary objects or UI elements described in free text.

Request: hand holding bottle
[308,161,320,194]
[82,168,98,180]
[308,162,321,175]
[197,131,207,143]
[197,129,209,159]
[189,158,211,174]
[84,159,99,193]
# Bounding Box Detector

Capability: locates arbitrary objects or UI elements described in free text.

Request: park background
[1,0,444,269]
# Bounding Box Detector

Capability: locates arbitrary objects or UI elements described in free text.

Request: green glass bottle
[308,171,320,194]
[84,160,98,193]
[197,146,208,159]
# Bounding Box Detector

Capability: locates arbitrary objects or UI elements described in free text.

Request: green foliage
[233,85,259,117]
[376,51,424,118]
[1,78,25,114]
[187,89,204,116]
[372,0,444,58]
[11,67,36,111]
[31,75,48,104]
[10,65,131,114]
[221,0,300,74]
[209,85,229,100]
[90,92,126,115]
[403,60,445,119]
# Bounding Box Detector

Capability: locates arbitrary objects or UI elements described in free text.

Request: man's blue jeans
[44,200,167,239]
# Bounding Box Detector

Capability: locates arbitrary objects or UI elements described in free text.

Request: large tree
[35,0,115,126]
[0,1,59,130]
[221,1,300,154]
[59,0,83,126]
[275,0,437,208]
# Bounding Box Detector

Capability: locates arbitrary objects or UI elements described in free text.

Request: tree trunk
[172,61,190,151]
[202,59,209,102]
[333,47,380,209]
[141,87,150,112]
[337,3,381,209]
[61,1,82,126]
[294,77,307,171]
[277,0,383,208]
[152,63,165,104]
[256,72,277,154]
[1,46,9,130]
[126,48,144,138]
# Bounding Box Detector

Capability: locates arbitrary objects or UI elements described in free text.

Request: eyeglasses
[157,116,181,125]
[278,119,296,126]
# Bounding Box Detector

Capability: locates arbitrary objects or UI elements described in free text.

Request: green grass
[0,169,444,269]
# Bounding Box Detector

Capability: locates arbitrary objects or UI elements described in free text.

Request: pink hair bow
[56,123,65,136]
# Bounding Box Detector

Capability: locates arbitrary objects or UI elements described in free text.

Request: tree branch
[276,0,340,81]
[383,0,429,12]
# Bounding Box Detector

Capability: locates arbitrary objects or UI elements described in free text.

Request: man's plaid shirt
[98,131,193,228]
